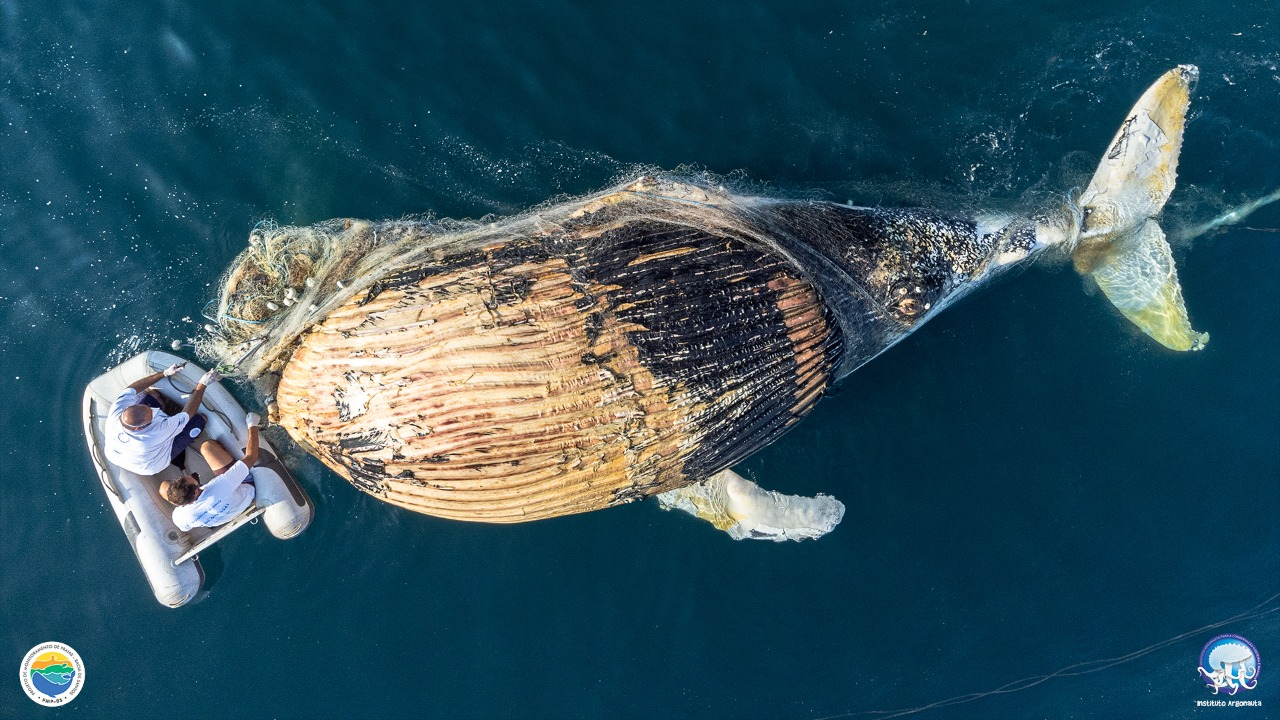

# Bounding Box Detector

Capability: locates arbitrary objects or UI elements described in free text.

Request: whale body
[203,66,1205,538]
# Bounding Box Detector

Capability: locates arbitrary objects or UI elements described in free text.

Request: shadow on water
[197,545,225,595]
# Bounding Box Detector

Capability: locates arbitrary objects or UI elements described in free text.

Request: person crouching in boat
[106,363,218,476]
[159,413,262,531]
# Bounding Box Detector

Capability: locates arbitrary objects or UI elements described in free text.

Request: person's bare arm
[126,370,165,392]
[181,385,207,418]
[242,425,260,468]
[126,362,186,393]
[181,369,220,418]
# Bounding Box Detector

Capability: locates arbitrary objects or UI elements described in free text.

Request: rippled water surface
[2,1,1278,718]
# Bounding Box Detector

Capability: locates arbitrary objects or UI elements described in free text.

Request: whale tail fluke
[1057,64,1209,351]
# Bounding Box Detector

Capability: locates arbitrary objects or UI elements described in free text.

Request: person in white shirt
[160,413,263,531]
[105,363,221,476]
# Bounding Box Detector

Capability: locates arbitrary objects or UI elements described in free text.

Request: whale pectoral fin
[1089,220,1208,351]
[655,469,845,541]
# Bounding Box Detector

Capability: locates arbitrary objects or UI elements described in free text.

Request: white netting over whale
[198,175,865,388]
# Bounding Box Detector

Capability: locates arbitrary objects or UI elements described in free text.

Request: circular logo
[19,642,84,706]
[1198,634,1259,695]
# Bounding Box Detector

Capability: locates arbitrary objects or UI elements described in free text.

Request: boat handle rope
[86,403,123,500]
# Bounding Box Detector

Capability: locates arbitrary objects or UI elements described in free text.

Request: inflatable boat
[83,350,313,607]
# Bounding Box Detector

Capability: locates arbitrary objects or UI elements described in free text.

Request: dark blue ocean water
[2,1,1278,718]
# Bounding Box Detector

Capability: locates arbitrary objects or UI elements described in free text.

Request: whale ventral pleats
[262,183,846,522]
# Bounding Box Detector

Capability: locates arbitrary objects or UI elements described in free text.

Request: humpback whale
[202,66,1205,540]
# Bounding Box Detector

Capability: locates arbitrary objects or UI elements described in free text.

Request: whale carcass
[202,66,1206,539]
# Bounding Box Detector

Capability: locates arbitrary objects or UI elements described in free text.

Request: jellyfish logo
[19,642,85,706]
[1198,634,1259,695]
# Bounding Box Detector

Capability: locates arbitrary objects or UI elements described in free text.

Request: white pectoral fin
[1090,220,1208,351]
[656,469,845,542]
